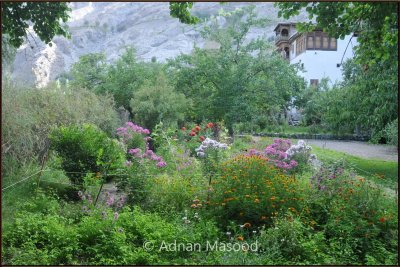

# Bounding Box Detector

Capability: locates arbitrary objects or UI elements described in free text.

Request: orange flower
[254,198,260,203]
[191,204,197,208]
[195,125,201,132]
[245,195,250,198]
[237,236,244,241]
[189,131,196,136]
[261,216,267,220]
[270,196,276,201]
[243,222,251,228]
[379,217,385,223]
[199,136,205,141]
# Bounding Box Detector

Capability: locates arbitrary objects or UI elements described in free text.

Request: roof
[273,22,297,32]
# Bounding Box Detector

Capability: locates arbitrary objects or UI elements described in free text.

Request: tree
[168,6,305,134]
[169,2,199,24]
[70,53,108,90]
[275,2,398,67]
[130,72,188,130]
[1,2,71,48]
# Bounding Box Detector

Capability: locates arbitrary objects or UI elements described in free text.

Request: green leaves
[276,2,398,67]
[169,2,199,24]
[1,2,71,48]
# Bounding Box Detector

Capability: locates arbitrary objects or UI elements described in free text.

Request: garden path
[250,136,397,162]
[301,139,398,162]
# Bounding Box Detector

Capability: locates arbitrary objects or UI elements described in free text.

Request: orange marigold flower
[270,196,276,201]
[237,236,244,241]
[245,195,250,198]
[243,222,251,228]
[191,204,197,208]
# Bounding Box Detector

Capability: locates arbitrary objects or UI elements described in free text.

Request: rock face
[10,2,308,88]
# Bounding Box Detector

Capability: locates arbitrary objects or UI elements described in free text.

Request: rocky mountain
[10,2,308,88]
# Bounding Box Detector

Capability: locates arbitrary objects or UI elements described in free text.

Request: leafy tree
[169,2,199,24]
[275,2,398,67]
[1,2,71,48]
[168,6,305,134]
[70,53,108,90]
[130,72,188,130]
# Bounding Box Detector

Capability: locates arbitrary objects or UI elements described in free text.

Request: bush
[50,124,126,185]
[258,215,332,264]
[384,119,398,147]
[2,84,120,177]
[208,154,305,228]
[306,165,398,264]
[130,73,188,131]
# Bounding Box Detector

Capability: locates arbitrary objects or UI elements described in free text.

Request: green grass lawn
[311,145,398,190]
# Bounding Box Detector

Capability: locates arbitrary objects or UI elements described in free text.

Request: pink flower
[156,161,167,168]
[114,212,119,220]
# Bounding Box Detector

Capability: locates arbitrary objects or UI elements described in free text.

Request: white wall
[290,35,357,85]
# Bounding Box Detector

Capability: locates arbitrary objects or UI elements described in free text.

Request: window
[307,36,314,49]
[310,79,319,86]
[306,32,337,51]
[315,35,321,49]
[322,36,329,49]
[330,38,337,50]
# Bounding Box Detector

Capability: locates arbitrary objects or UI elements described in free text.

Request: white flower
[226,231,231,236]
[297,140,305,146]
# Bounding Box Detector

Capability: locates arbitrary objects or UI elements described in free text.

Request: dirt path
[301,139,398,162]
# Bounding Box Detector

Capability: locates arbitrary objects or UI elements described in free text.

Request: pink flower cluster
[264,139,298,171]
[118,121,167,168]
[117,122,150,137]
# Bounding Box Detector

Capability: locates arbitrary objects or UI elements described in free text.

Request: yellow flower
[254,198,260,203]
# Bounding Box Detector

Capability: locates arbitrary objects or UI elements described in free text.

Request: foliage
[1,2,71,48]
[70,53,108,90]
[169,2,199,24]
[275,2,398,67]
[384,119,398,147]
[168,6,305,134]
[70,48,164,112]
[208,154,305,228]
[305,165,398,264]
[49,124,126,185]
[1,84,120,177]
[259,215,332,264]
[130,73,188,131]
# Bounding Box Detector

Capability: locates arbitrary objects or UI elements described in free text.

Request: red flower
[189,131,196,137]
[207,122,214,128]
[181,127,186,131]
[379,217,385,223]
[199,136,205,141]
[195,125,201,132]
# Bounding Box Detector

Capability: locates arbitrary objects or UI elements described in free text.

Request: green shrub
[50,124,126,185]
[384,119,398,147]
[130,72,188,131]
[2,84,120,177]
[258,214,332,264]
[208,154,305,228]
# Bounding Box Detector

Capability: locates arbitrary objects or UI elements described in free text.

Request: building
[274,22,357,86]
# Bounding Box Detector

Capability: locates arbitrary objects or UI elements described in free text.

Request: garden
[1,2,398,265]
